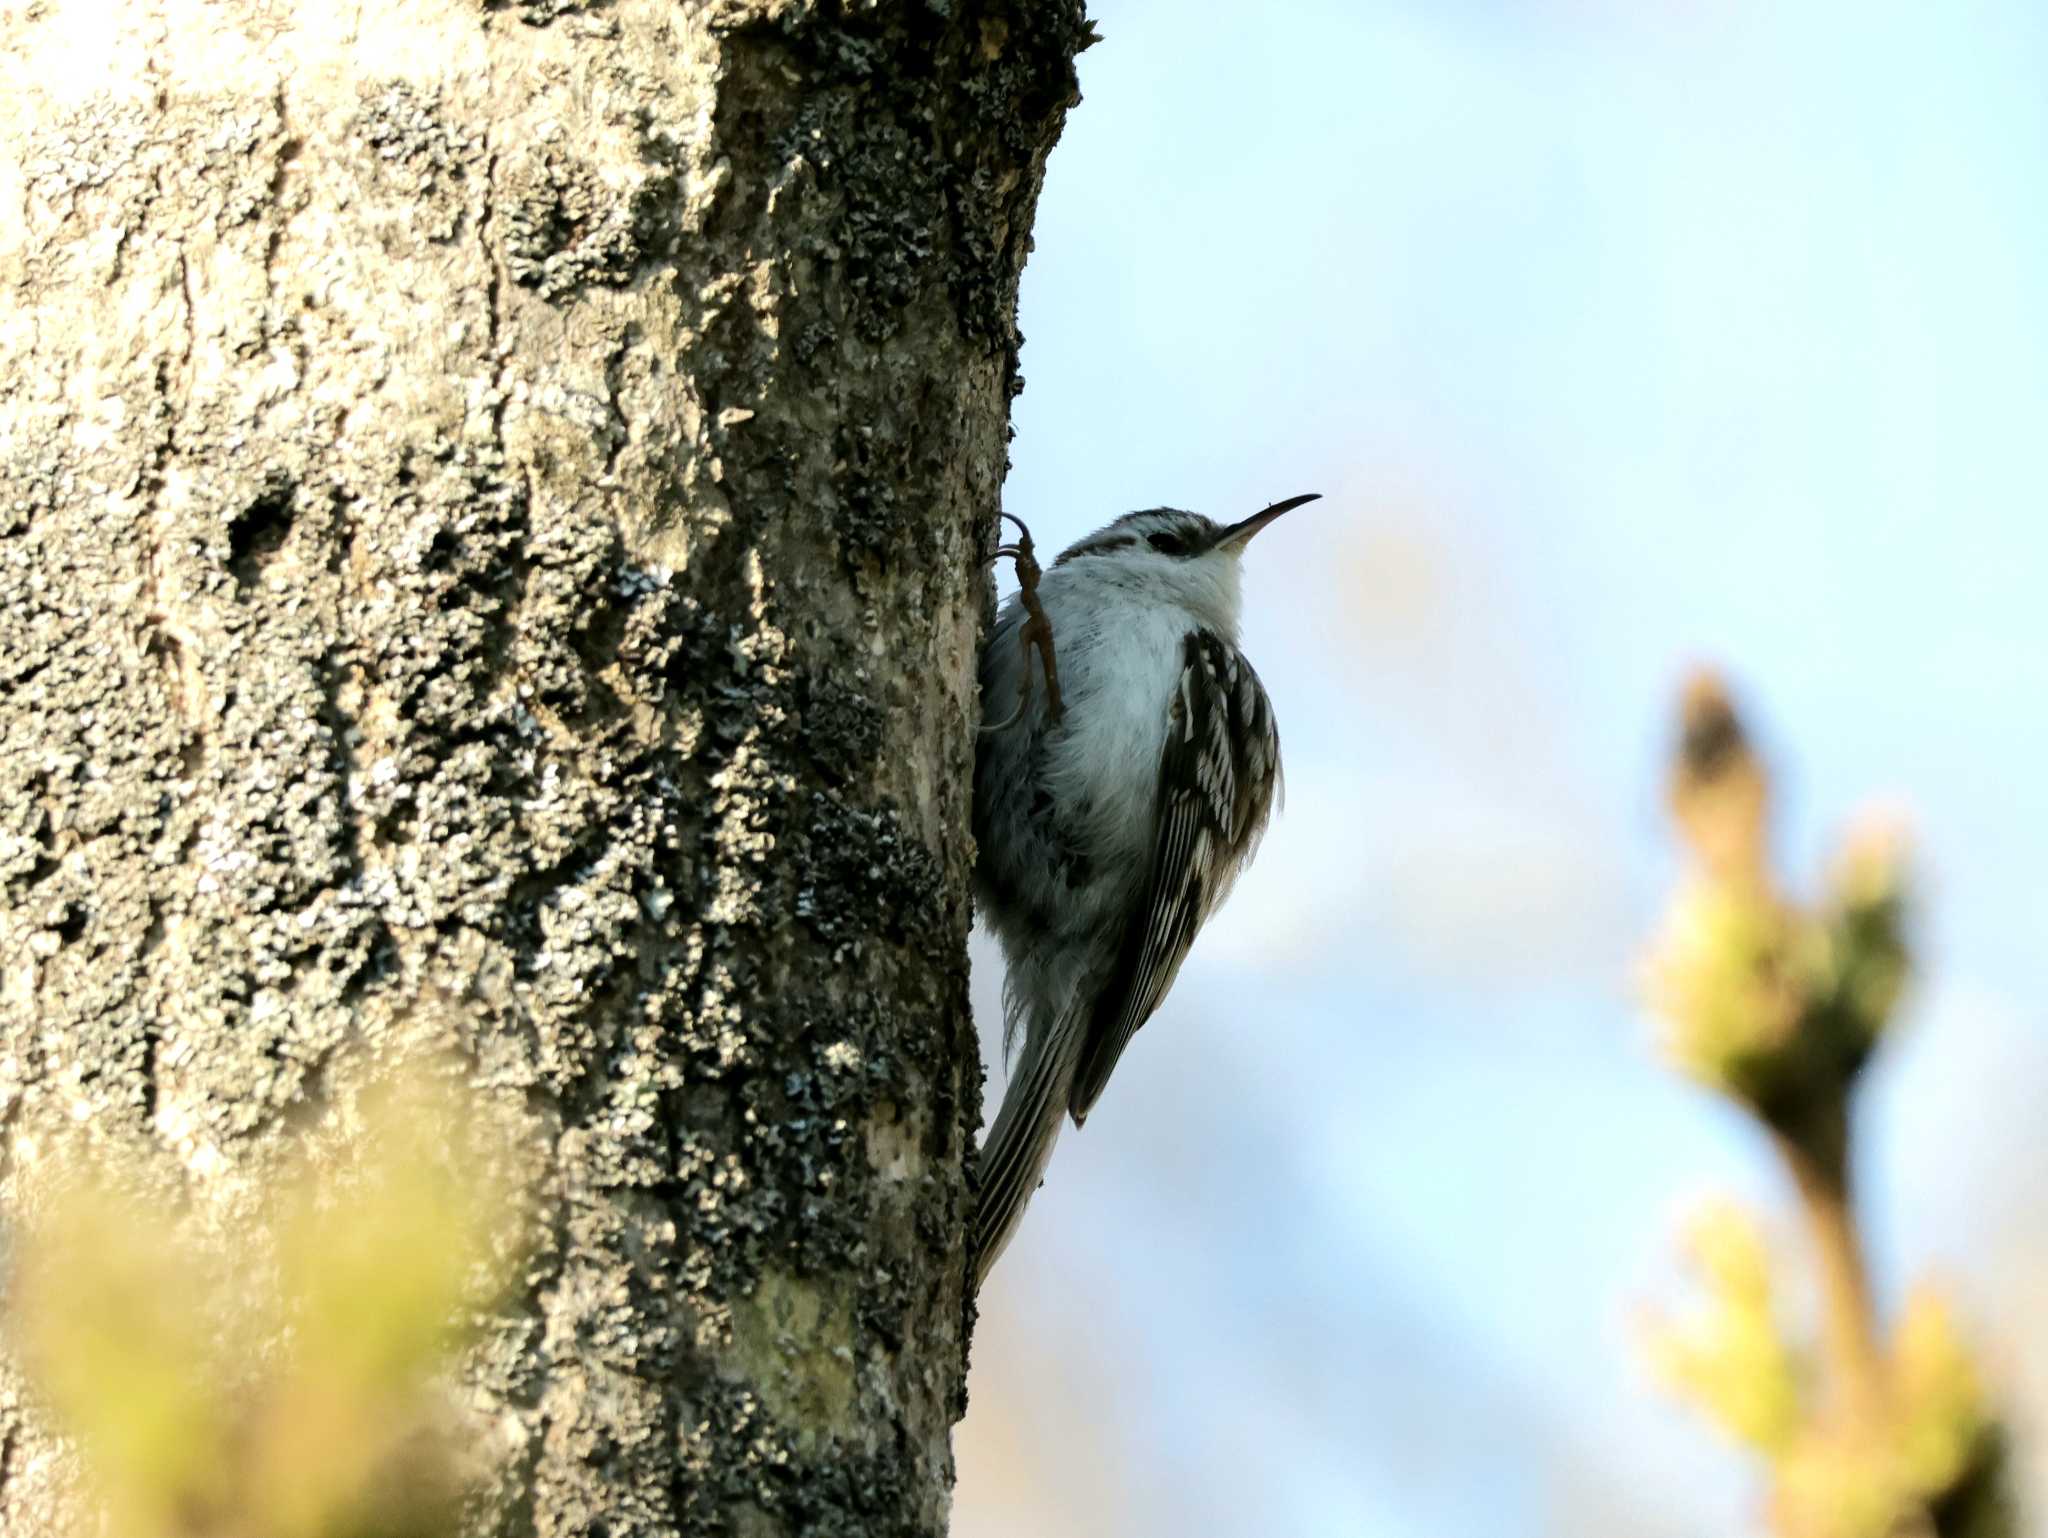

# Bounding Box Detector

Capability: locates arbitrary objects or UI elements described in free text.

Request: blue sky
[954,4,2048,1535]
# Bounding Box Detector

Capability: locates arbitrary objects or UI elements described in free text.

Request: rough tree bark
[0,2,1086,1532]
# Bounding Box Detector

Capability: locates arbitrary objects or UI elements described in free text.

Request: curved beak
[1216,492,1322,551]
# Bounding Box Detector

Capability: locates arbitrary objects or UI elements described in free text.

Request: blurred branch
[1775,1124,1885,1432]
[1643,668,2014,1538]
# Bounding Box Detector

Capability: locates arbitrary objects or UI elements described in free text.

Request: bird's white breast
[1028,563,1210,890]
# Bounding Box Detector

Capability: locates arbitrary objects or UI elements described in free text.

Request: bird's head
[1053,494,1321,634]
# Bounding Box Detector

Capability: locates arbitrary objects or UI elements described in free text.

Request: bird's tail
[973,1008,1078,1290]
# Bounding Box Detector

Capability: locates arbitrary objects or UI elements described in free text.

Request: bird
[970,493,1320,1288]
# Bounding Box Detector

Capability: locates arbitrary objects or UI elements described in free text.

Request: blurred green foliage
[1646,1203,1804,1458]
[6,1072,528,1538]
[1643,673,2013,1538]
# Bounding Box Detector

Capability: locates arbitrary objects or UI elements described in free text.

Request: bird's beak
[1216,492,1322,551]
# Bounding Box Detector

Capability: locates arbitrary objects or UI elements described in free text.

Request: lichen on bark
[0,1,1089,1532]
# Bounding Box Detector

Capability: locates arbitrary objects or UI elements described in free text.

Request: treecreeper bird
[971,494,1321,1288]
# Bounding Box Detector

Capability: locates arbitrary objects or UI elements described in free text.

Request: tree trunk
[0,2,1085,1532]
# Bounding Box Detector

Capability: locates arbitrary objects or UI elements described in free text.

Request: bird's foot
[980,512,1065,733]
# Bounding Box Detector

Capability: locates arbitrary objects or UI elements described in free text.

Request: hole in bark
[229,477,298,586]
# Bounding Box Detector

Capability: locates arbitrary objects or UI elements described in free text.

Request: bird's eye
[1147,531,1186,556]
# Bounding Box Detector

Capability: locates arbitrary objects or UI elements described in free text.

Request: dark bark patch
[501,144,675,300]
[793,793,944,953]
[227,473,298,587]
[484,0,609,25]
[795,675,882,787]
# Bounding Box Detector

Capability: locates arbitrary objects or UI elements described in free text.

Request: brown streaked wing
[1068,630,1280,1122]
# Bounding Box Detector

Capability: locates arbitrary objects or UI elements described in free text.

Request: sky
[952,4,2048,1535]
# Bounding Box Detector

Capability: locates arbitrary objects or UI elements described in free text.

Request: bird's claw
[978,512,1065,734]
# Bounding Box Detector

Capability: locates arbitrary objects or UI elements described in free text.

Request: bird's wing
[1067,630,1281,1123]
